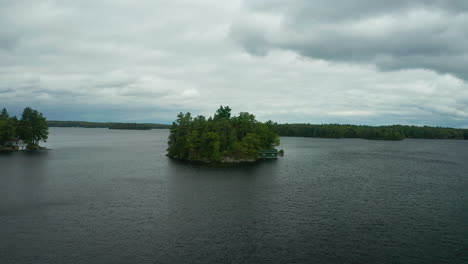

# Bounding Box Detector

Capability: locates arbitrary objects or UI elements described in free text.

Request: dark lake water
[0,128,467,264]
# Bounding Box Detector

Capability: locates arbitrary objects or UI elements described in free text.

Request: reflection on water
[0,128,467,264]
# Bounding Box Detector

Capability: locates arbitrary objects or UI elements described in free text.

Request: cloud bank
[232,0,468,80]
[0,0,467,127]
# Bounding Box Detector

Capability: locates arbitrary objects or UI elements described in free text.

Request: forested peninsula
[0,107,49,151]
[273,124,468,140]
[167,106,280,163]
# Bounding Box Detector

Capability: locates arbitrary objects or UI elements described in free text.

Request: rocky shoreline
[0,146,20,152]
[167,155,258,164]
[0,145,48,152]
[220,157,257,163]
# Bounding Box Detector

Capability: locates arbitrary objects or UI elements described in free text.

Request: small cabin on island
[258,149,278,159]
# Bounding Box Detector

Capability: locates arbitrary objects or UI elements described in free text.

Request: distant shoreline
[47,120,468,140]
[47,121,170,130]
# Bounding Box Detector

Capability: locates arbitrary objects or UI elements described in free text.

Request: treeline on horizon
[273,123,468,140]
[47,121,170,129]
[47,120,468,140]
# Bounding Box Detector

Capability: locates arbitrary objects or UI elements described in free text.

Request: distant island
[0,107,49,151]
[167,106,281,163]
[47,121,170,130]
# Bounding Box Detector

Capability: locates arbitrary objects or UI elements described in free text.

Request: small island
[0,107,49,151]
[167,106,281,163]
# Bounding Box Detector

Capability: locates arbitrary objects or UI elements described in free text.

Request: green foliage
[214,105,231,120]
[273,123,468,140]
[18,107,49,149]
[0,107,49,149]
[167,106,280,162]
[0,108,9,120]
[0,116,18,146]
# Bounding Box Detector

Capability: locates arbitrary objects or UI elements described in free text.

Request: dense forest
[273,123,468,140]
[47,121,170,129]
[0,107,49,151]
[167,106,280,162]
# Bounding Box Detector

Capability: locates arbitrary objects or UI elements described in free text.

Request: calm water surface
[0,128,467,264]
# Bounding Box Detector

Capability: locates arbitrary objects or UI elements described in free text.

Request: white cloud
[181,89,200,98]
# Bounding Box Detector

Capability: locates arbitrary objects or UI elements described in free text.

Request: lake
[0,128,467,264]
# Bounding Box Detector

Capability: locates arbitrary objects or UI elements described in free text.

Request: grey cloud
[0,34,18,51]
[232,0,468,80]
[0,0,467,127]
[246,0,468,20]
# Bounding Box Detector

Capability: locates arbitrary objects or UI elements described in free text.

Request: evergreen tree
[0,117,17,146]
[0,108,9,120]
[214,105,231,120]
[0,108,17,147]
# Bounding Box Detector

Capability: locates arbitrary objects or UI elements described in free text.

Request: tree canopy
[0,107,49,150]
[0,108,9,120]
[167,106,280,162]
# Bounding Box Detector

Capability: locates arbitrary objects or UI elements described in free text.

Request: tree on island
[167,106,280,162]
[0,108,9,120]
[18,107,49,149]
[0,108,18,147]
[0,107,48,150]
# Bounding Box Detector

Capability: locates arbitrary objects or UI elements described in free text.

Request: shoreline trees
[0,107,48,151]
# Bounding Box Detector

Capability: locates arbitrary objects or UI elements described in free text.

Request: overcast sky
[1,0,467,127]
